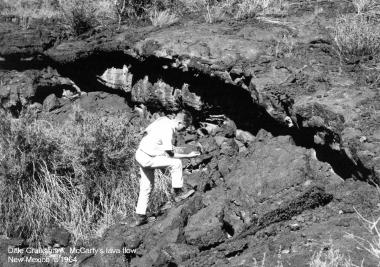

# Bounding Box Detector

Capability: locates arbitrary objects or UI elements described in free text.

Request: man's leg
[148,156,194,204]
[147,156,183,189]
[135,166,155,215]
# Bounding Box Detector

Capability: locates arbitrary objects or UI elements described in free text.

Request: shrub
[0,108,172,244]
[113,0,156,25]
[333,13,380,63]
[59,0,98,35]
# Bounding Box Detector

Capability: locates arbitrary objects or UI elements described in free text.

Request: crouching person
[131,111,200,227]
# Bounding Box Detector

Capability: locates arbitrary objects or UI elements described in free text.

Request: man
[132,111,200,227]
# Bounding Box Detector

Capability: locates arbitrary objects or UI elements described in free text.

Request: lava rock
[215,119,237,138]
[218,156,237,177]
[43,93,59,112]
[220,139,239,157]
[236,129,255,144]
[159,243,199,263]
[225,135,325,208]
[184,203,227,248]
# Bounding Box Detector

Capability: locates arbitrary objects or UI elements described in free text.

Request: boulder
[236,129,255,144]
[184,202,226,248]
[214,119,237,138]
[157,243,199,263]
[0,70,37,112]
[225,135,329,207]
[0,24,57,57]
[220,139,239,157]
[97,65,133,93]
[43,93,59,112]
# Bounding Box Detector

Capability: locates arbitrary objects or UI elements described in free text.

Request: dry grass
[352,0,380,14]
[345,207,380,264]
[149,9,179,27]
[333,13,380,63]
[0,0,60,20]
[0,0,290,28]
[309,248,359,267]
[0,108,172,245]
[186,0,288,23]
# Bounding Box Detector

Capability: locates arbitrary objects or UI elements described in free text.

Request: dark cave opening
[53,52,271,134]
[7,99,23,117]
[53,52,372,183]
[0,54,53,71]
[31,85,74,104]
[289,126,371,181]
[0,51,373,183]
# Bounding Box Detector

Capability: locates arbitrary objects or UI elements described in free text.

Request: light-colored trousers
[135,149,183,215]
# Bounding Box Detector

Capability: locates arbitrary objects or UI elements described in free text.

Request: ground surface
[0,0,380,266]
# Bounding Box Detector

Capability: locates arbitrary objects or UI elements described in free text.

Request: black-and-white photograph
[0,0,379,266]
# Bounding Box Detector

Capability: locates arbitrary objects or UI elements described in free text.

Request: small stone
[289,223,301,231]
[303,180,312,187]
[359,136,367,143]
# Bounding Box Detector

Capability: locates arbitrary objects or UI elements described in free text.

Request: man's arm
[165,150,200,159]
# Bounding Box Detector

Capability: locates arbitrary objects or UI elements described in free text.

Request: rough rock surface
[1,0,379,266]
[1,5,377,181]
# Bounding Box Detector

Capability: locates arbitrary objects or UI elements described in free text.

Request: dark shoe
[129,214,148,227]
[173,188,195,203]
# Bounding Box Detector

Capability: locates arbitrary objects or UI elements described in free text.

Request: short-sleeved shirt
[138,117,177,156]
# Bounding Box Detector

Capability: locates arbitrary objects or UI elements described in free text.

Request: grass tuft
[309,247,357,267]
[333,13,380,64]
[149,9,179,27]
[58,0,98,35]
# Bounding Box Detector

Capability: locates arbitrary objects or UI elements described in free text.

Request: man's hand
[172,151,201,159]
[187,151,201,158]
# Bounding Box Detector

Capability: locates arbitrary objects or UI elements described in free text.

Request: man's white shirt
[138,117,177,156]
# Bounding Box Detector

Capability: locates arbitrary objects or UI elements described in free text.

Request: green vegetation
[0,108,171,244]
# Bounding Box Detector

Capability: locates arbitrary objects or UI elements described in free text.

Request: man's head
[174,110,193,131]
